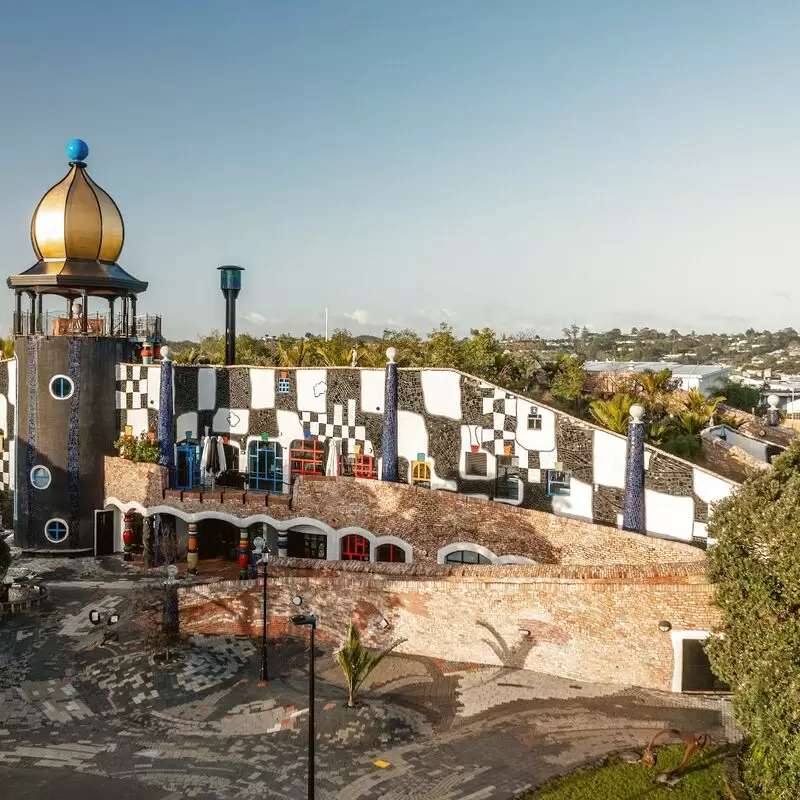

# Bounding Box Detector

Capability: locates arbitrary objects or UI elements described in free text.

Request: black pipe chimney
[218,265,244,365]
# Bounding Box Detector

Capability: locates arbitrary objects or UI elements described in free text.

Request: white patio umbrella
[325,438,341,477]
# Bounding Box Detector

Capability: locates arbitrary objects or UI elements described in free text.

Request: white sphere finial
[386,346,397,363]
[160,345,172,362]
[630,404,646,422]
[768,394,779,409]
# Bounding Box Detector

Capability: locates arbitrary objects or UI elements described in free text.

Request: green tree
[706,442,800,799]
[335,621,405,707]
[588,393,633,434]
[712,379,762,414]
[549,355,588,411]
[424,323,463,370]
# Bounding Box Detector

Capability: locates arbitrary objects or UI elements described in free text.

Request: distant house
[584,361,731,396]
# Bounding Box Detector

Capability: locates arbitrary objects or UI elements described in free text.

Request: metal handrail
[13,311,161,339]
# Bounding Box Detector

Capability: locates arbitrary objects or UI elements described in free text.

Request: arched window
[444,549,491,565]
[376,543,406,563]
[340,533,370,561]
[411,460,431,488]
[248,440,283,492]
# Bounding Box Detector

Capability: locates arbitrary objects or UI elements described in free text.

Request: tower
[7,139,159,552]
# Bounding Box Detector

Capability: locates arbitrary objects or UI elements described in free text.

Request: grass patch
[523,745,728,799]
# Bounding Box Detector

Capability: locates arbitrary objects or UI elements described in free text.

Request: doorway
[94,510,115,556]
[672,632,729,692]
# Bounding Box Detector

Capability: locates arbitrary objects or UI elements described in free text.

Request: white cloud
[240,311,266,325]
[343,309,370,325]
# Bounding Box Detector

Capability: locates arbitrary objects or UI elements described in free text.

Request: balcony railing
[14,312,161,340]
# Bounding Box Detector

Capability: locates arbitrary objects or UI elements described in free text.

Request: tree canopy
[706,442,800,799]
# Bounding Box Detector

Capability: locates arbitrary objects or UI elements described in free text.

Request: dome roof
[31,160,124,262]
[8,141,147,297]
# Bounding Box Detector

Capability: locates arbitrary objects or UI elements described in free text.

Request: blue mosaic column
[766,394,780,426]
[381,347,399,482]
[158,346,175,474]
[622,404,646,533]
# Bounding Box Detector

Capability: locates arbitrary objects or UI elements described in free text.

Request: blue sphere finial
[66,138,89,163]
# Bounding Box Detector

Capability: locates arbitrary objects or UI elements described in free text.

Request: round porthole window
[49,375,74,400]
[30,466,52,490]
[44,518,69,544]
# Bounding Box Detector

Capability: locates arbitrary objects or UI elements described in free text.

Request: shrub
[114,432,160,463]
[706,441,800,798]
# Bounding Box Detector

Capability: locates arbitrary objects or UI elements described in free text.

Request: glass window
[445,549,491,565]
[49,375,74,400]
[248,440,283,491]
[340,533,370,561]
[277,376,291,394]
[44,518,68,543]
[376,543,407,563]
[465,451,487,476]
[30,465,52,490]
[411,460,431,488]
[527,413,543,430]
[546,469,571,496]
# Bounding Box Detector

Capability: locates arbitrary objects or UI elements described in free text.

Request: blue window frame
[277,376,291,394]
[44,518,68,543]
[49,375,74,399]
[174,441,200,490]
[546,469,571,497]
[248,440,283,492]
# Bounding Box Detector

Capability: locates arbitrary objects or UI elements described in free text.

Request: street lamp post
[252,535,269,682]
[291,613,317,800]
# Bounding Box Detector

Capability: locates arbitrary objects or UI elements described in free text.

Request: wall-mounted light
[292,595,303,607]
[519,629,532,638]
[658,620,672,633]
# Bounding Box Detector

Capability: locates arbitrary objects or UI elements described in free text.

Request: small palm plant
[335,621,405,708]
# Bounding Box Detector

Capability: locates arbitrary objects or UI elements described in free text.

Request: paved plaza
[0,550,739,799]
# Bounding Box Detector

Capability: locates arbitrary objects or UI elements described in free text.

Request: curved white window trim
[49,374,75,400]
[44,518,69,544]
[437,541,498,565]
[373,535,413,563]
[30,465,52,490]
[495,555,536,565]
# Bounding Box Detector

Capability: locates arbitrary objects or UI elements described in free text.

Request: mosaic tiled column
[122,511,134,562]
[381,347,399,482]
[187,522,199,575]
[238,528,250,580]
[767,394,780,426]
[142,516,152,567]
[163,584,179,636]
[622,404,646,533]
[157,346,175,475]
[277,529,288,558]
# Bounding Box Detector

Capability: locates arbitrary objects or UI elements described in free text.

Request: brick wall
[105,459,705,565]
[179,558,718,691]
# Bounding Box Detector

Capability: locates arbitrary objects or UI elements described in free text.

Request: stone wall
[105,460,706,565]
[178,557,718,691]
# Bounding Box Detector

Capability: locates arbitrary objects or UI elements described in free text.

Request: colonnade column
[381,347,399,482]
[238,528,250,580]
[622,404,646,533]
[122,510,134,562]
[187,522,199,574]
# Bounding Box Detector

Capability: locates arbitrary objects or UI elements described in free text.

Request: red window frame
[353,453,377,480]
[340,533,370,561]
[376,543,406,563]
[289,439,325,480]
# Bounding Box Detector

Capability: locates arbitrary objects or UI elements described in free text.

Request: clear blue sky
[1,0,798,340]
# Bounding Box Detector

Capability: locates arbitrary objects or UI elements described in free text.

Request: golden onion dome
[31,149,124,263]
